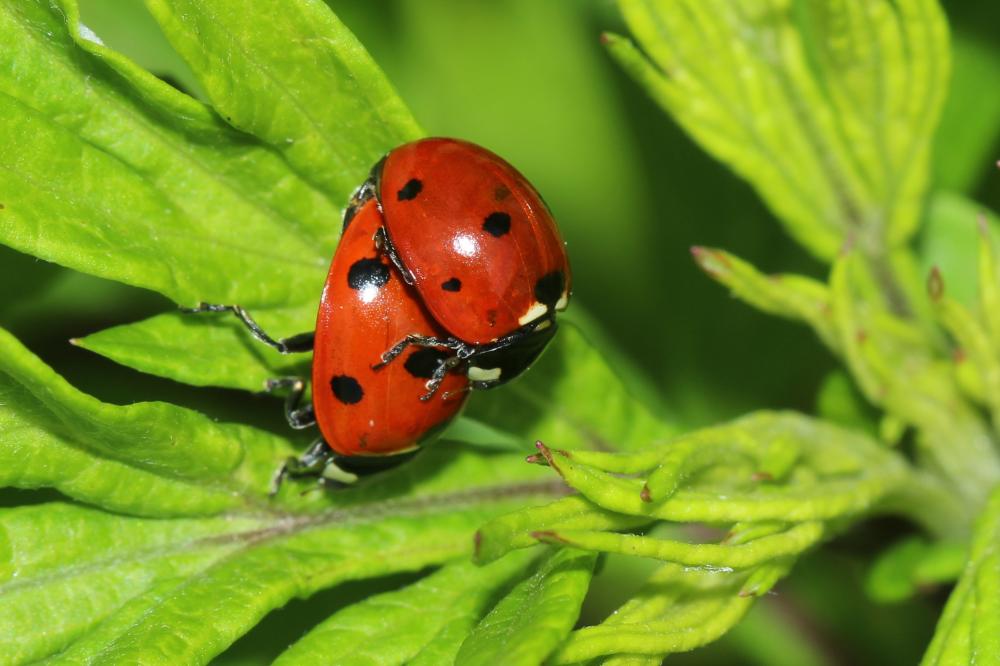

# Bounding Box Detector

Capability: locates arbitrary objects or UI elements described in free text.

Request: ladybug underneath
[188,138,571,489]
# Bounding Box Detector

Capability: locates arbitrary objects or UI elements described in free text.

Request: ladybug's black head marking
[534,270,565,308]
[397,178,423,201]
[347,257,390,291]
[441,277,462,292]
[330,375,363,404]
[483,212,511,237]
[404,348,451,380]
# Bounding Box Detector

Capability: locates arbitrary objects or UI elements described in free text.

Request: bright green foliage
[145,0,422,202]
[922,489,1000,664]
[0,322,567,662]
[550,561,772,663]
[695,244,1000,519]
[454,547,597,666]
[471,412,935,663]
[273,550,540,666]
[867,537,967,603]
[607,0,949,261]
[1,0,997,662]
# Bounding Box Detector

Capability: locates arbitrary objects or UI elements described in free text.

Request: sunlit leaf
[608,0,950,260]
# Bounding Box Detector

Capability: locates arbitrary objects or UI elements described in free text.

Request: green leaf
[454,547,596,666]
[1,468,552,665]
[922,488,1000,664]
[0,0,338,308]
[549,561,771,663]
[919,192,1000,310]
[609,0,950,260]
[691,247,836,349]
[475,495,649,565]
[866,537,967,603]
[932,32,1000,191]
[0,325,292,509]
[272,550,539,666]
[534,411,909,524]
[75,305,315,392]
[464,323,675,453]
[145,0,422,201]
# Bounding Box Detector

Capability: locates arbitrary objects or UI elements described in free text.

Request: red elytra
[311,199,469,456]
[378,138,571,345]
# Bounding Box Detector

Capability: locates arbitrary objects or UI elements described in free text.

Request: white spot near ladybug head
[452,234,479,258]
[555,290,569,311]
[468,366,502,382]
[518,302,548,326]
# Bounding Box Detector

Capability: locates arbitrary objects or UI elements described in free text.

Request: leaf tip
[691,246,729,278]
[531,530,569,545]
[927,266,944,302]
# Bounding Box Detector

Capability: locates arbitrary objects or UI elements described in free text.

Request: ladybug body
[311,198,469,457]
[364,138,572,391]
[189,137,569,487]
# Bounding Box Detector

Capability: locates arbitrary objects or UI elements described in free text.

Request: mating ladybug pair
[190,138,571,488]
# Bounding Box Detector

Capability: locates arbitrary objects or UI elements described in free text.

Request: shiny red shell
[311,199,469,456]
[379,138,571,345]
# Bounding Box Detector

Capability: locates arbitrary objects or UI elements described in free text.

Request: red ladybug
[186,138,569,488]
[186,199,469,487]
[311,198,469,461]
[361,138,572,395]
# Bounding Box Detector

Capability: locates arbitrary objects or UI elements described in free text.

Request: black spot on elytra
[441,277,462,292]
[330,375,363,404]
[534,270,565,308]
[404,348,451,379]
[494,185,511,201]
[397,178,422,201]
[483,212,511,237]
[347,257,390,291]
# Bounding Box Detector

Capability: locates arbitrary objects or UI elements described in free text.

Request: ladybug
[353,138,572,397]
[186,138,569,488]
[187,199,469,487]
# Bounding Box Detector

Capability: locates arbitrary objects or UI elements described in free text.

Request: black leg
[182,303,314,353]
[374,227,415,285]
[373,334,465,370]
[269,438,331,495]
[265,377,315,429]
[420,355,463,401]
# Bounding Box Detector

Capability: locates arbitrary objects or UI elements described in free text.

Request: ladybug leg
[373,227,415,285]
[269,437,332,495]
[373,334,465,370]
[420,356,464,401]
[264,377,315,429]
[182,303,314,353]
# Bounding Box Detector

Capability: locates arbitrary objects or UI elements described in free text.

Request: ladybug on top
[189,138,570,488]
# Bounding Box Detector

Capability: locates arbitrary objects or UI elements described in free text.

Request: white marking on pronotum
[518,302,548,325]
[555,291,569,311]
[468,366,502,382]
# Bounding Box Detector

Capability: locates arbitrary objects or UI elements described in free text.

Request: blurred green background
[2,1,997,663]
